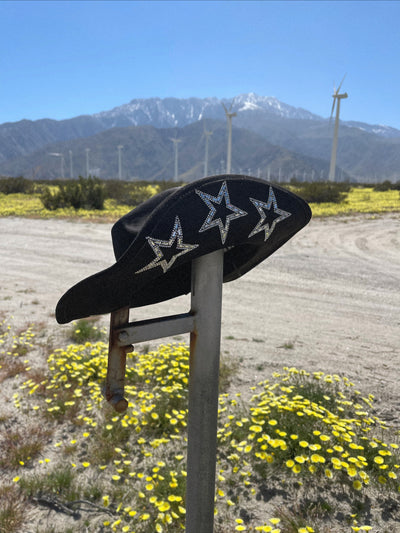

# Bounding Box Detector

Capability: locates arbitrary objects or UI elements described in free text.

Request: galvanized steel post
[185,249,224,533]
[105,250,225,531]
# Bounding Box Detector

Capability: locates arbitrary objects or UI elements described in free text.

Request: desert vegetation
[0,176,399,220]
[1,319,399,532]
[0,176,399,532]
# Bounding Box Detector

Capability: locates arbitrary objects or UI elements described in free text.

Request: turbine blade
[330,98,336,120]
[337,73,346,93]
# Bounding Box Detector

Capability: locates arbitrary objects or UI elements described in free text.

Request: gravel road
[0,213,399,417]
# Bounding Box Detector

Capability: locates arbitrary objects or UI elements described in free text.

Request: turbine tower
[117,145,123,180]
[49,153,65,178]
[222,102,237,174]
[203,122,213,177]
[69,150,73,178]
[329,75,348,182]
[170,137,182,182]
[85,148,90,178]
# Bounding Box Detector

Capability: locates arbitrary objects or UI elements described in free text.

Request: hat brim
[56,175,311,324]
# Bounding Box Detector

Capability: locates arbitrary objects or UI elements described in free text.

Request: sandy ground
[0,212,400,531]
[0,212,399,421]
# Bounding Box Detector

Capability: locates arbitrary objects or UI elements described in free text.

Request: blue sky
[1,0,400,128]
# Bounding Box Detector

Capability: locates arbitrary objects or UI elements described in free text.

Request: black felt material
[56,174,311,324]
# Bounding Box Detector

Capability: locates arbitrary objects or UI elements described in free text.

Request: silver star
[195,181,247,245]
[248,186,291,241]
[135,216,199,274]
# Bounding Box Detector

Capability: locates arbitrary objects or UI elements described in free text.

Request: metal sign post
[105,249,224,533]
[186,249,224,533]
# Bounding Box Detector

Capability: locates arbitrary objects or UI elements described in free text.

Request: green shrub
[373,180,395,191]
[102,179,128,200]
[103,179,183,206]
[40,176,105,210]
[40,187,62,210]
[102,179,155,206]
[294,181,350,203]
[124,184,159,206]
[0,176,34,194]
[69,318,104,343]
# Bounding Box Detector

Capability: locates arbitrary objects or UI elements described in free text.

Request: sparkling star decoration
[248,186,291,241]
[135,216,199,274]
[195,181,247,245]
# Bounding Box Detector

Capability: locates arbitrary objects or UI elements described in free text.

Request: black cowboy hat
[56,174,311,324]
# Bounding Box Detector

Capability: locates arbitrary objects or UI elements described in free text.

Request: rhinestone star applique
[195,181,247,245]
[248,186,291,241]
[135,216,199,274]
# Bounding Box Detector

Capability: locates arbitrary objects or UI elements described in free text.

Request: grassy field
[0,194,130,221]
[1,319,399,532]
[309,187,399,217]
[0,186,399,220]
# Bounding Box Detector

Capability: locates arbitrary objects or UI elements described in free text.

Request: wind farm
[0,90,399,184]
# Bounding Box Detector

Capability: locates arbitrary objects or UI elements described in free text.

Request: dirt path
[0,213,399,418]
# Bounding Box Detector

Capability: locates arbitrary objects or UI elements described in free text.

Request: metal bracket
[105,312,196,411]
[104,306,130,413]
[117,313,195,346]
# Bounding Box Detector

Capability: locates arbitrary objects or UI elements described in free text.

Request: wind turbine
[69,150,73,178]
[203,121,213,177]
[328,75,348,182]
[48,152,65,178]
[117,145,123,180]
[170,137,182,182]
[222,102,237,174]
[85,148,90,178]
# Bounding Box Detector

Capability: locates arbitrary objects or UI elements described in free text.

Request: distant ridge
[1,93,400,181]
[92,93,321,129]
[0,120,334,182]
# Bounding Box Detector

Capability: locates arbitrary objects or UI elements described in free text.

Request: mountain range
[1,93,399,182]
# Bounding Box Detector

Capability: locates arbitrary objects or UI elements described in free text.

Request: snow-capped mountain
[1,93,400,181]
[230,93,320,120]
[345,121,400,139]
[94,96,219,128]
[93,93,322,129]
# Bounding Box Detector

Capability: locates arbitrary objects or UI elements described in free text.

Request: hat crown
[56,175,311,324]
[112,187,178,261]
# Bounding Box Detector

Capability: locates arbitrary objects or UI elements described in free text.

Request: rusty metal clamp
[104,307,131,413]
